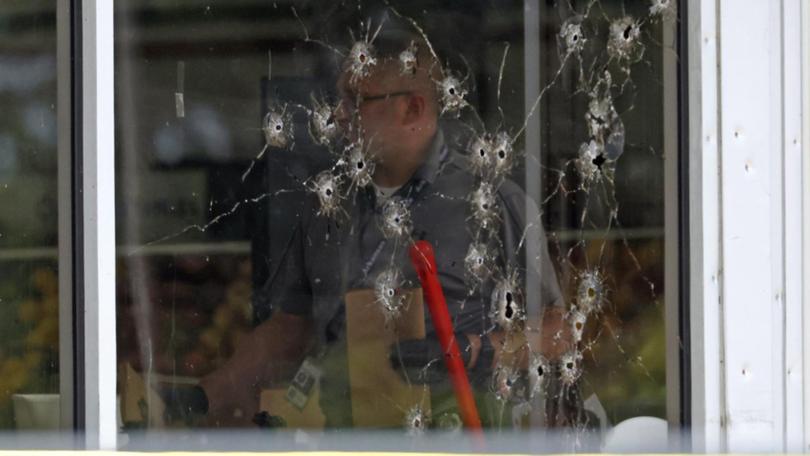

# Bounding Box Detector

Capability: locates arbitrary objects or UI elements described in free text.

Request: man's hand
[533,305,574,360]
[390,307,573,387]
[199,311,312,426]
[156,384,209,424]
[389,332,494,385]
[488,306,574,371]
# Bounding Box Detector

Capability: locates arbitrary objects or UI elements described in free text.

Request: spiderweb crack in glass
[348,42,376,81]
[490,270,525,331]
[309,170,343,218]
[374,268,407,322]
[464,242,492,283]
[607,16,644,64]
[308,95,340,147]
[380,196,413,239]
[399,40,418,75]
[568,309,588,344]
[576,269,607,315]
[138,0,670,435]
[346,19,386,86]
[404,405,428,436]
[492,364,520,403]
[468,130,518,181]
[527,353,551,399]
[469,181,499,231]
[437,73,468,117]
[648,0,676,20]
[559,17,587,57]
[342,138,376,189]
[262,105,294,149]
[559,350,583,387]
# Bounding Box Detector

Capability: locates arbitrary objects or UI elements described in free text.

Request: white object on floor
[12,394,60,430]
[602,416,669,453]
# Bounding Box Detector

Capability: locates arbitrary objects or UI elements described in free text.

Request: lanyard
[359,144,449,279]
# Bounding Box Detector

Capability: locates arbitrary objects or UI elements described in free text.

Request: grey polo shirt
[263,129,563,346]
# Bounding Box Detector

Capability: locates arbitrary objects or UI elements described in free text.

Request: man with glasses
[169,24,573,431]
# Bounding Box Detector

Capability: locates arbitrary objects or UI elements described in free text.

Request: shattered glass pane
[114,0,678,448]
[262,106,294,150]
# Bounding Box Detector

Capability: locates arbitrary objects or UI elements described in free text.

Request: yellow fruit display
[0,266,60,412]
[16,300,41,323]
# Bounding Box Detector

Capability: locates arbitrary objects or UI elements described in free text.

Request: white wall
[689,0,806,452]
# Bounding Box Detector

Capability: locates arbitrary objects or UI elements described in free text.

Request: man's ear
[402,94,426,126]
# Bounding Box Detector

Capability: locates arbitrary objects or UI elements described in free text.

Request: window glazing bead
[379,196,413,239]
[262,106,294,149]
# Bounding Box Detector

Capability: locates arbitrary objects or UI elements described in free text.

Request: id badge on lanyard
[285,357,322,410]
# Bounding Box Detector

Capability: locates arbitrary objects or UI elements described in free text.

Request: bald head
[335,28,445,187]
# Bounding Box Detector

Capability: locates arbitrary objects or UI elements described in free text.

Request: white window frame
[80,0,117,449]
[802,0,810,451]
[56,0,117,450]
[688,0,807,452]
[56,0,808,451]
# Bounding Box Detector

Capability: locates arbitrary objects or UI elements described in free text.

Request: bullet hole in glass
[592,153,606,170]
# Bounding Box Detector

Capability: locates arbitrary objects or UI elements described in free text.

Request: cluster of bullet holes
[150,0,671,435]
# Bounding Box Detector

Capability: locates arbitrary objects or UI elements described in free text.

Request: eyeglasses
[339,90,413,113]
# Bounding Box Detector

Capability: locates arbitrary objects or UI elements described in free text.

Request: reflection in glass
[115,0,676,448]
[0,0,59,430]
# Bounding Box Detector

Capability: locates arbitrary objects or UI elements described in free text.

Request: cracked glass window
[115,0,679,448]
[0,0,60,431]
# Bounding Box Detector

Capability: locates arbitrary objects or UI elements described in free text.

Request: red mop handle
[409,240,483,433]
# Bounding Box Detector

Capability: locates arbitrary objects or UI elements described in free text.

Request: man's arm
[470,181,570,369]
[200,206,315,426]
[394,305,571,384]
[199,310,312,426]
[468,305,572,371]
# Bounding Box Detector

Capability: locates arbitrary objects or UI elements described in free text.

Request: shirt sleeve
[255,205,314,320]
[497,182,565,316]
